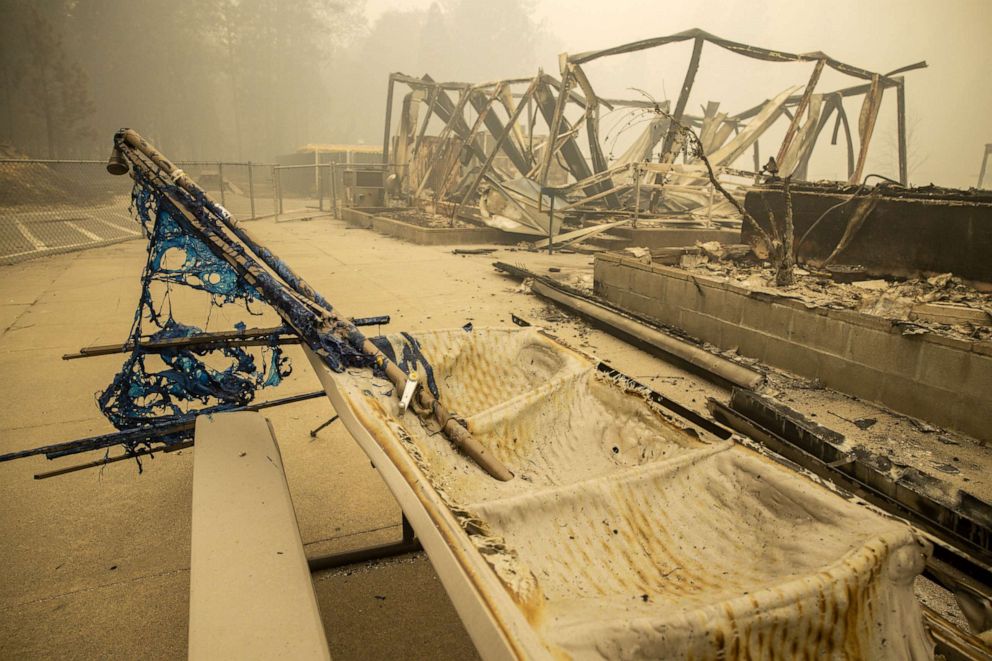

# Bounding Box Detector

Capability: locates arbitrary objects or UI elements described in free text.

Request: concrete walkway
[0,214,715,659]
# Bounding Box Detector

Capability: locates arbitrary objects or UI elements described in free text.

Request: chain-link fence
[0,159,138,265]
[0,159,278,266]
[175,161,277,221]
[0,156,400,265]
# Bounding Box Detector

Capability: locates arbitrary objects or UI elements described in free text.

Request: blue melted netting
[98,171,292,431]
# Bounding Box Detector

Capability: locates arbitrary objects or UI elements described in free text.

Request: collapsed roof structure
[380,29,926,238]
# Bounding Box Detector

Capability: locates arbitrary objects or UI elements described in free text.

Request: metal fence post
[273,165,281,218]
[248,162,256,219]
[317,164,324,212]
[218,162,226,207]
[330,162,337,219]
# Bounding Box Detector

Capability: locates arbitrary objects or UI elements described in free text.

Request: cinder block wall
[594,252,992,442]
[340,207,514,245]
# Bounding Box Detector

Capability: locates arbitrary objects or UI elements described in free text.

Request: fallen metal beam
[62,326,299,360]
[0,390,325,464]
[494,262,764,391]
[34,440,194,480]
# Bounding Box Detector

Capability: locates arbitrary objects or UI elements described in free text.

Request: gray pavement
[0,215,714,659]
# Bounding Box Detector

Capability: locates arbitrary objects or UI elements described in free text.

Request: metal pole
[706,182,714,224]
[248,162,256,219]
[382,75,396,165]
[330,162,338,218]
[317,164,324,212]
[633,163,641,228]
[896,77,908,186]
[980,145,992,190]
[752,140,761,184]
[218,162,226,207]
[547,193,555,255]
[272,165,280,219]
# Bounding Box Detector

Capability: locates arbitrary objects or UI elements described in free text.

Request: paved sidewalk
[0,214,714,659]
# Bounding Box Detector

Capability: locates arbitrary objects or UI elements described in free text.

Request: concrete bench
[188,411,331,660]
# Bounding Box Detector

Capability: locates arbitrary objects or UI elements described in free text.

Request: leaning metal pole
[107,130,512,481]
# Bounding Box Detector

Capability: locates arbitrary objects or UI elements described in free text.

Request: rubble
[675,251,992,342]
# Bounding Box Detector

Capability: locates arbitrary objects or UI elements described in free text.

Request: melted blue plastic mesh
[98,171,292,431]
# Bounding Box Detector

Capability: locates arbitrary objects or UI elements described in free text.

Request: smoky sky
[1,0,987,187]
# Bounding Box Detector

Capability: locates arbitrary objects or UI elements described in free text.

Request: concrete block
[762,336,826,378]
[877,376,952,430]
[915,341,974,393]
[650,264,688,281]
[597,261,632,291]
[703,286,747,326]
[961,353,992,395]
[740,298,793,336]
[846,326,923,381]
[731,326,773,362]
[950,393,990,441]
[827,307,892,332]
[630,267,666,301]
[789,309,849,357]
[697,313,745,352]
[971,340,992,358]
[650,295,682,327]
[661,273,697,307]
[817,357,887,402]
[616,289,654,318]
[921,331,972,351]
[678,308,723,346]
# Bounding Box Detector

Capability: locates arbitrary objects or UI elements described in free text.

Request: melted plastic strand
[97,170,292,435]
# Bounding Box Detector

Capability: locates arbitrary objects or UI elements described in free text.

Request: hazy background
[0,0,987,186]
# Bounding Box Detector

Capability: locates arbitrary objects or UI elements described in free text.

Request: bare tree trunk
[775,176,796,286]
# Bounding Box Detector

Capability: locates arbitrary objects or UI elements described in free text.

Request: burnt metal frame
[380,29,925,226]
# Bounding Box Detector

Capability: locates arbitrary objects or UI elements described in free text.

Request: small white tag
[398,371,419,413]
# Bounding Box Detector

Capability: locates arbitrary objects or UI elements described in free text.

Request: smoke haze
[0,0,987,186]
